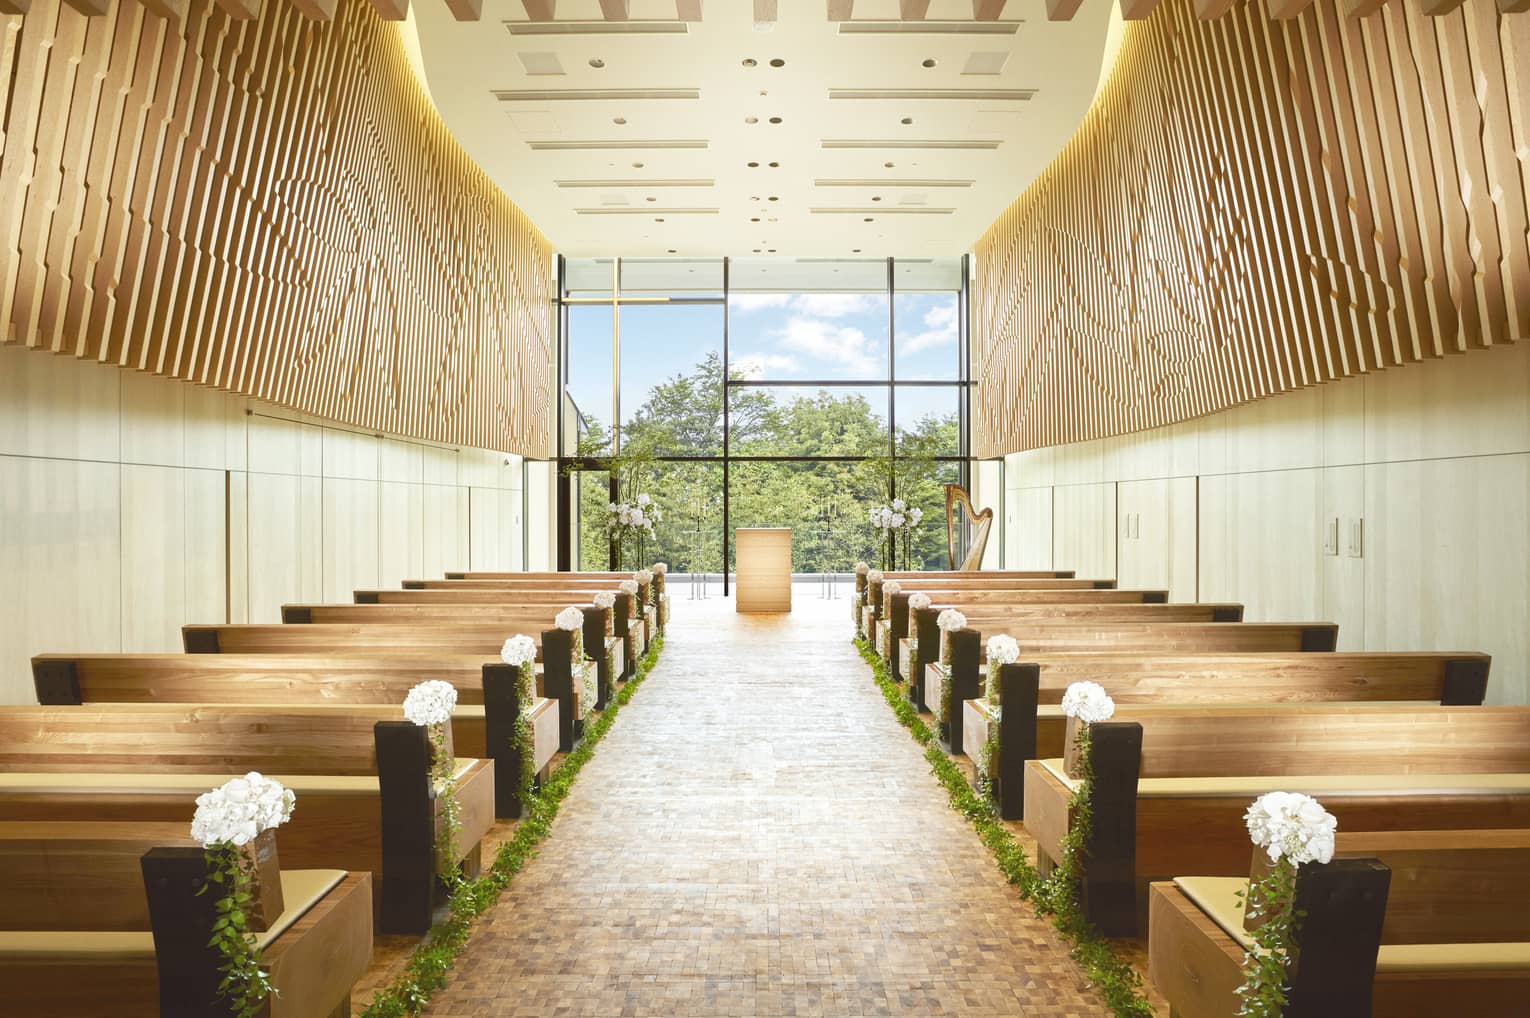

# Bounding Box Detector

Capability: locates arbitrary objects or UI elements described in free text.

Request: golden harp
[944,484,994,571]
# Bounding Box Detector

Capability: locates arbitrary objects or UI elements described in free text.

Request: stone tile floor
[364,593,1156,1017]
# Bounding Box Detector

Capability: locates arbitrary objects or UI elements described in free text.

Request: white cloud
[901,300,958,354]
[728,293,792,313]
[774,316,880,376]
[732,353,799,380]
[789,293,877,318]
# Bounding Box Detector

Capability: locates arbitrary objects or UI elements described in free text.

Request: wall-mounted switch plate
[1323,516,1339,556]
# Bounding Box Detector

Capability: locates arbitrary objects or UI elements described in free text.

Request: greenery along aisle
[574,352,960,573]
[359,637,665,1018]
[852,638,1154,1018]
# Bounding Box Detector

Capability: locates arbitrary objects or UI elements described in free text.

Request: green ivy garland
[204,843,277,1017]
[1235,861,1304,1016]
[853,638,1153,1017]
[937,665,953,729]
[358,636,663,1018]
[976,692,1000,801]
[1038,723,1094,917]
[429,723,463,885]
[512,661,537,804]
[572,630,597,721]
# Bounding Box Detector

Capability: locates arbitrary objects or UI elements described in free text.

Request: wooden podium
[735,528,792,613]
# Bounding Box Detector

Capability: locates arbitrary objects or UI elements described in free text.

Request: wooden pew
[0,705,496,934]
[966,651,1492,820]
[1023,706,1530,935]
[901,613,1338,723]
[1149,829,1530,1018]
[32,653,558,819]
[857,577,1118,638]
[0,820,371,1017]
[184,621,598,753]
[280,601,631,697]
[407,577,664,641]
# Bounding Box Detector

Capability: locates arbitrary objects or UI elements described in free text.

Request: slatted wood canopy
[1,0,555,457]
[972,0,1530,456]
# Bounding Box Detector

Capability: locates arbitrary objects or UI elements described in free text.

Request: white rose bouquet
[191,772,295,848]
[593,591,616,610]
[1061,680,1114,725]
[868,498,924,569]
[405,680,462,880]
[500,634,539,804]
[403,679,458,728]
[558,605,598,721]
[605,494,660,569]
[987,634,1020,668]
[909,592,932,611]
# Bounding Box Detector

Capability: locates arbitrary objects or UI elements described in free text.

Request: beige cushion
[1036,759,1530,799]
[0,869,345,960]
[1172,876,1530,974]
[1032,701,1426,720]
[0,759,477,798]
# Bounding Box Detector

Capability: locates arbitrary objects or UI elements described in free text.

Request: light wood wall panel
[1051,482,1117,579]
[0,0,554,458]
[973,0,1529,458]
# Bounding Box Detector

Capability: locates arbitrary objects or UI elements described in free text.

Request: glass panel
[565,304,613,456]
[564,258,615,297]
[574,469,611,571]
[894,256,963,292]
[894,385,961,458]
[620,303,724,457]
[619,258,724,296]
[727,385,890,458]
[888,459,961,571]
[614,460,723,575]
[728,258,889,382]
[727,460,885,573]
[893,290,960,380]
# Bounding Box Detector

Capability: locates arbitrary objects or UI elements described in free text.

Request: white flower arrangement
[593,591,616,610]
[555,606,586,631]
[1061,681,1115,725]
[654,562,668,575]
[854,561,869,576]
[867,569,885,584]
[909,592,932,611]
[869,502,924,533]
[605,498,659,541]
[1245,791,1337,866]
[884,580,902,597]
[936,608,967,631]
[987,634,1020,667]
[634,569,654,585]
[500,634,537,668]
[619,579,639,596]
[191,772,296,848]
[403,679,458,728]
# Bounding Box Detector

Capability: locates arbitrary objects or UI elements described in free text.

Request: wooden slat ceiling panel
[970,0,1529,457]
[0,0,555,458]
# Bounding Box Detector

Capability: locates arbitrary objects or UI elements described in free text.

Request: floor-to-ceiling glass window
[557,255,970,586]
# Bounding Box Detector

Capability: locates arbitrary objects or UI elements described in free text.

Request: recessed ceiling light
[750,195,760,201]
[922,58,936,68]
[768,116,782,124]
[768,161,779,167]
[884,161,894,168]
[767,248,776,252]
[646,196,657,201]
[668,248,677,253]
[871,196,881,201]
[612,117,626,124]
[767,217,778,222]
[744,116,758,124]
[753,248,761,253]
[750,217,760,222]
[742,58,757,67]
[769,58,785,67]
[655,217,665,222]
[747,161,759,167]
[900,117,913,125]
[767,195,778,201]
[589,58,605,68]
[852,248,861,253]
[632,161,644,168]
[863,217,874,222]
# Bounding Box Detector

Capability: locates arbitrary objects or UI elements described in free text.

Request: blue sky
[566,292,961,440]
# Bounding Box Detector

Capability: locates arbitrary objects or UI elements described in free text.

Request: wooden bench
[0,705,496,934]
[406,578,664,643]
[184,621,599,753]
[1149,829,1530,1018]
[0,820,371,1017]
[1023,705,1530,935]
[966,652,1492,820]
[32,653,559,819]
[858,577,1119,638]
[901,613,1339,722]
[280,601,631,698]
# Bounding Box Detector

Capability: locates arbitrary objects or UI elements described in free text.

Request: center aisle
[425,593,1108,1017]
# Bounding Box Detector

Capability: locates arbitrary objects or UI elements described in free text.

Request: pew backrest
[0,821,196,931]
[979,620,1339,653]
[184,622,552,655]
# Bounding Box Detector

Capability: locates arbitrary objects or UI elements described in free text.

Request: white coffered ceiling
[408,0,1118,256]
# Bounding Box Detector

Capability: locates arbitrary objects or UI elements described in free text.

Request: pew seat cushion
[1036,759,1530,798]
[0,869,345,961]
[1172,876,1530,973]
[0,759,479,797]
